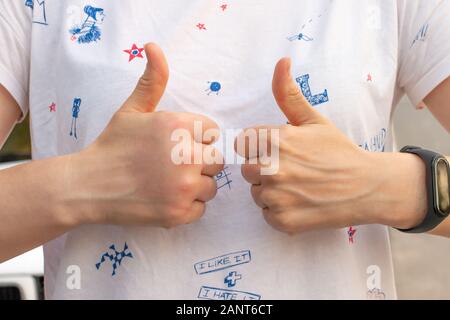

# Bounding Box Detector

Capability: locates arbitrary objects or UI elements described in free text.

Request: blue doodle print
[215,166,232,190]
[287,33,314,42]
[296,74,329,106]
[198,286,260,300]
[224,271,242,288]
[70,98,81,139]
[25,0,48,25]
[411,24,429,48]
[69,5,105,44]
[287,0,331,42]
[95,243,133,276]
[206,81,222,95]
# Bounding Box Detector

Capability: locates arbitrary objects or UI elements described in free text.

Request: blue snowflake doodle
[95,243,133,276]
[206,81,222,95]
[224,271,242,288]
[25,0,48,25]
[410,24,429,48]
[296,74,329,106]
[70,98,81,139]
[69,5,105,44]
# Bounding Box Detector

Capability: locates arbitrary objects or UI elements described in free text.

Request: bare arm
[0,85,79,261]
[0,43,222,262]
[0,84,21,149]
[423,77,450,236]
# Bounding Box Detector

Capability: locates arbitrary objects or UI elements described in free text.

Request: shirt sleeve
[0,0,32,122]
[397,0,450,108]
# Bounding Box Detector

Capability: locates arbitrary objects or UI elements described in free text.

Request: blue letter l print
[296,74,329,106]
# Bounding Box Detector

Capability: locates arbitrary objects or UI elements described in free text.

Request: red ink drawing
[196,23,207,30]
[347,227,357,243]
[124,44,144,62]
[49,102,56,112]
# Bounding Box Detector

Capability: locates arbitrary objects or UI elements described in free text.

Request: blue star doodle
[206,81,222,95]
[69,5,105,44]
[224,271,242,288]
[69,98,81,139]
[25,0,48,25]
[296,74,329,106]
[95,243,133,276]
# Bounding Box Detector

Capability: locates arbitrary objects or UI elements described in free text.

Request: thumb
[272,57,327,126]
[121,43,169,113]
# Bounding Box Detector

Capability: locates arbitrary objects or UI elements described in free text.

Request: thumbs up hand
[236,58,388,234]
[69,43,224,228]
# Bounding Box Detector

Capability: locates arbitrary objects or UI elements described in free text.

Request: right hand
[70,43,224,228]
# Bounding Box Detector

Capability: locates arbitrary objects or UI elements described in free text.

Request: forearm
[367,152,449,236]
[0,155,83,262]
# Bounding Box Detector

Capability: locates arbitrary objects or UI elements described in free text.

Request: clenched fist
[235,58,426,234]
[68,43,224,228]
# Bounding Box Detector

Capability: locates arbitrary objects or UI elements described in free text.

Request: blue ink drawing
[206,81,221,95]
[287,33,314,42]
[224,271,242,288]
[411,24,429,48]
[215,166,232,190]
[69,5,105,44]
[286,1,331,43]
[198,286,260,300]
[95,243,133,276]
[70,98,81,139]
[25,0,48,25]
[359,128,386,152]
[194,250,251,275]
[296,74,329,106]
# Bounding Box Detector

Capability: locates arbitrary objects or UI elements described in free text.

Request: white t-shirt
[1,0,449,300]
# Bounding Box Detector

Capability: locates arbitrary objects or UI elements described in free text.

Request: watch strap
[396,146,447,233]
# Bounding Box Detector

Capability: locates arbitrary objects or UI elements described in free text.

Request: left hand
[235,58,393,234]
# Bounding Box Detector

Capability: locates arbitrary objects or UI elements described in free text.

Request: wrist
[367,151,427,229]
[56,147,108,226]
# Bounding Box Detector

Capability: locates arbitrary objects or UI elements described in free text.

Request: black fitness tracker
[397,146,450,233]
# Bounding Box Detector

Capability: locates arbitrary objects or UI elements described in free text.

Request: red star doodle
[124,44,144,62]
[196,23,207,30]
[367,73,372,82]
[220,4,228,11]
[347,227,357,243]
[49,102,56,112]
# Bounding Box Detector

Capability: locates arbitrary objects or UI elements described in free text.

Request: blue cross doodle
[296,74,329,106]
[70,98,81,139]
[224,271,242,288]
[95,243,133,276]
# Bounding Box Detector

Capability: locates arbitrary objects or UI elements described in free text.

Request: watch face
[435,158,450,215]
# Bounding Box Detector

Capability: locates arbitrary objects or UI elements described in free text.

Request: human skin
[236,58,450,236]
[0,43,224,262]
[0,44,448,263]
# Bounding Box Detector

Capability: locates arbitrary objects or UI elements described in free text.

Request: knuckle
[176,174,199,195]
[259,188,277,206]
[271,213,294,234]
[164,203,191,227]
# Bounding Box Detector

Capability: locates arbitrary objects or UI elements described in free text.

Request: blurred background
[0,97,449,299]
